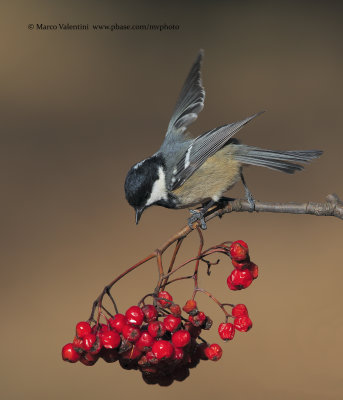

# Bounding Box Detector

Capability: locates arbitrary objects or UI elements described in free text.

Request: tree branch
[206,193,343,222]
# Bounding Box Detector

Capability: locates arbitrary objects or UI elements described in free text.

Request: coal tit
[124,50,322,227]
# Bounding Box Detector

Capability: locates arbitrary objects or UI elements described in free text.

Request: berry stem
[192,227,204,300]
[194,288,230,319]
[161,238,184,290]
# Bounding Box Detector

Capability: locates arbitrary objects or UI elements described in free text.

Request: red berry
[230,240,249,261]
[170,303,181,317]
[141,304,158,322]
[189,311,206,327]
[227,269,253,290]
[62,343,80,363]
[157,291,173,308]
[101,330,121,349]
[125,306,144,326]
[76,321,92,338]
[152,340,174,360]
[234,316,252,332]
[72,336,83,351]
[79,352,99,366]
[204,344,223,361]
[82,333,97,351]
[148,321,166,338]
[182,299,197,314]
[163,315,181,332]
[172,330,191,348]
[100,348,119,363]
[108,313,126,333]
[122,324,141,342]
[218,323,235,341]
[172,347,184,362]
[248,262,259,279]
[145,350,158,365]
[136,331,155,352]
[232,304,249,317]
[226,275,238,291]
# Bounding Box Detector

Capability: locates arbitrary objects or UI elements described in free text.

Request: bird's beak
[135,208,144,225]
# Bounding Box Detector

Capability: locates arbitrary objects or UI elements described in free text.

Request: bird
[124,50,322,228]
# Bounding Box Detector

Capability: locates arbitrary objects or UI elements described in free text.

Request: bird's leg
[188,196,237,229]
[188,200,216,230]
[240,171,255,211]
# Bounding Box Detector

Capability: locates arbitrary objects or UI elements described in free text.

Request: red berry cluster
[226,240,259,290]
[218,304,252,342]
[62,292,227,385]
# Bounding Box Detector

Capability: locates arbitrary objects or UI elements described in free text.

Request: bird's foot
[188,209,207,230]
[245,192,255,212]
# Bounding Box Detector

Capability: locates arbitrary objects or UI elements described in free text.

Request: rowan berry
[204,344,223,361]
[79,352,99,366]
[163,315,181,332]
[248,262,259,279]
[152,340,174,360]
[182,299,197,314]
[136,331,155,352]
[101,330,121,349]
[189,311,206,327]
[172,347,185,362]
[230,240,249,261]
[62,343,80,363]
[227,269,253,290]
[75,321,92,338]
[218,323,235,341]
[100,348,119,363]
[122,324,141,342]
[108,313,126,333]
[141,304,158,322]
[232,304,249,317]
[170,303,181,317]
[125,306,144,326]
[172,330,191,348]
[72,336,83,351]
[82,333,97,351]
[234,316,252,332]
[157,291,173,308]
[148,321,166,338]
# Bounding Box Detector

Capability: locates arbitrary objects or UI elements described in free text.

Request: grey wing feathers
[165,50,205,138]
[234,147,323,173]
[170,112,264,190]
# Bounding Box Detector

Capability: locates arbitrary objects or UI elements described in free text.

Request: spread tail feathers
[234,146,323,174]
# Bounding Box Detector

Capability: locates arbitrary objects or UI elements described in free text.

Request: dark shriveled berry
[141,304,158,322]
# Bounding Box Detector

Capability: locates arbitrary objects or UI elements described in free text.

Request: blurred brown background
[1,1,342,399]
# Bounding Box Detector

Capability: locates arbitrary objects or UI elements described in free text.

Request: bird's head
[124,155,168,224]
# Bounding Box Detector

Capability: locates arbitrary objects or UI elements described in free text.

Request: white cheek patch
[146,166,168,206]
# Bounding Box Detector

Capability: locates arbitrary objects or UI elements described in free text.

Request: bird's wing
[170,112,264,191]
[164,50,205,140]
